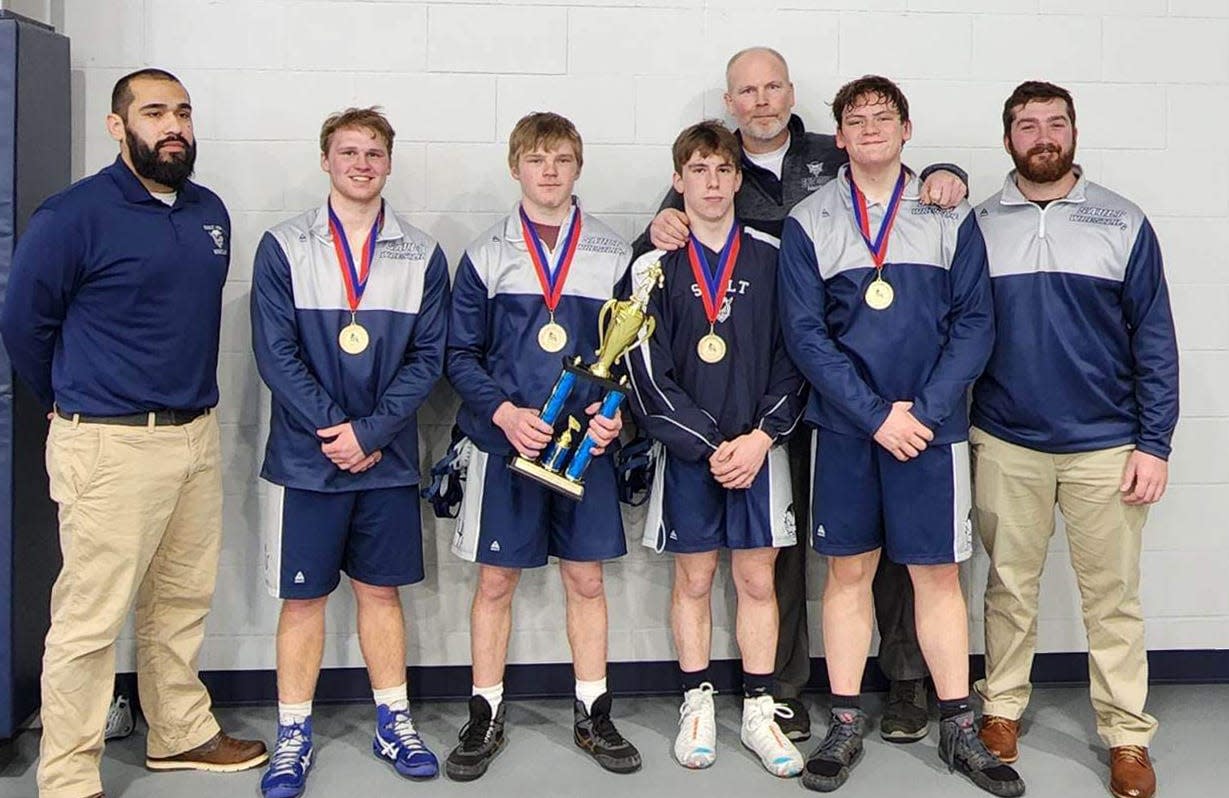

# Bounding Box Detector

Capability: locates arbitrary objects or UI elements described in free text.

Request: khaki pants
[970,427,1157,748]
[38,412,224,798]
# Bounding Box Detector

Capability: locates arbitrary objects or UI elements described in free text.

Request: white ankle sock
[473,682,504,716]
[373,683,409,713]
[278,700,312,727]
[576,677,607,715]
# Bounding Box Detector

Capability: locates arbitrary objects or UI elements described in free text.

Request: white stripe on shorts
[640,443,668,553]
[261,481,286,597]
[767,445,797,547]
[451,447,489,563]
[950,441,973,563]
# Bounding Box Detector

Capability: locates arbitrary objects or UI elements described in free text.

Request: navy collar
[104,155,202,206]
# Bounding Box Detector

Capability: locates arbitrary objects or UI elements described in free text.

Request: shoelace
[1114,745,1149,766]
[267,725,309,777]
[815,714,861,762]
[387,710,430,752]
[458,714,495,749]
[946,719,1000,772]
[771,701,797,722]
[679,685,716,722]
[589,710,627,746]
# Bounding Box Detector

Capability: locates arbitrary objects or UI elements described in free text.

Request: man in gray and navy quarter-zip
[970,82,1177,798]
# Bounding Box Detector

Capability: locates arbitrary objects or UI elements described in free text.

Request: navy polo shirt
[0,157,230,414]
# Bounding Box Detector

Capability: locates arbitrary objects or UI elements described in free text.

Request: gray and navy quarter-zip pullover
[252,203,450,492]
[446,203,631,456]
[971,170,1179,459]
[779,166,994,444]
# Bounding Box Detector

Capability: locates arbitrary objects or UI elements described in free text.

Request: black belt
[56,407,211,427]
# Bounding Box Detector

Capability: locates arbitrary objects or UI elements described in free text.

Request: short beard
[741,116,789,145]
[126,127,196,189]
[1011,142,1074,184]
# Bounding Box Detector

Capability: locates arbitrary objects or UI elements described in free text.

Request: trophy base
[509,456,585,501]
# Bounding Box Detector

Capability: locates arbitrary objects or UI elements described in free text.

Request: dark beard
[1010,142,1074,184]
[126,127,196,189]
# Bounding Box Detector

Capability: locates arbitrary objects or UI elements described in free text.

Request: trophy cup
[510,262,664,500]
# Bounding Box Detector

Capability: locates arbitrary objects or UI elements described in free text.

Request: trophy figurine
[510,262,664,500]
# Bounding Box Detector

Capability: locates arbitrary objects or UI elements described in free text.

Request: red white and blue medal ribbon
[328,200,383,353]
[850,167,907,310]
[520,202,582,352]
[687,224,741,363]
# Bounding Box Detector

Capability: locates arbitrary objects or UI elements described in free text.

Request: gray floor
[1,684,1225,797]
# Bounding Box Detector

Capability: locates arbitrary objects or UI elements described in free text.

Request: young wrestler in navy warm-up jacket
[626,120,806,780]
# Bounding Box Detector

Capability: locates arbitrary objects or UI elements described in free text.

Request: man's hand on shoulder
[919,170,967,209]
[649,208,691,251]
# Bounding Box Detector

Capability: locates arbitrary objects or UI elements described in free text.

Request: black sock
[742,671,774,699]
[680,666,710,693]
[831,693,861,713]
[938,696,972,720]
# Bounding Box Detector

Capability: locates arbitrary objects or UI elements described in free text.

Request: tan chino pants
[37,412,224,798]
[970,427,1157,748]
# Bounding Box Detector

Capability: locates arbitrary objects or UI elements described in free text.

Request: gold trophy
[510,261,664,500]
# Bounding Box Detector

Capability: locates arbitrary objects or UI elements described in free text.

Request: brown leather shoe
[1110,745,1156,798]
[145,731,269,772]
[977,715,1020,763]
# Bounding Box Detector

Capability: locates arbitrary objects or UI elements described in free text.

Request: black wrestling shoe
[801,707,868,792]
[445,695,506,781]
[938,710,1026,797]
[574,692,642,774]
[774,696,811,742]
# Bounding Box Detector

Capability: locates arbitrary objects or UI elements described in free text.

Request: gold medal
[339,321,369,354]
[697,333,726,364]
[865,278,894,310]
[538,321,568,353]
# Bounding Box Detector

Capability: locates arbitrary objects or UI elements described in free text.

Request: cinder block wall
[9,0,1227,673]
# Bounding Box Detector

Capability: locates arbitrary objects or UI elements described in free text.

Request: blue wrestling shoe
[374,704,439,779]
[260,718,313,798]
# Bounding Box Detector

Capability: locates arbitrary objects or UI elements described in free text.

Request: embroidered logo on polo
[203,224,227,255]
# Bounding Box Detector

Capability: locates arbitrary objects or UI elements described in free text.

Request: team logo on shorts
[782,504,797,542]
[815,524,826,539]
[203,224,228,255]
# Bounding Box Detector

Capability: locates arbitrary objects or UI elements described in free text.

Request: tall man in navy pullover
[970,82,1177,798]
[779,76,1021,797]
[0,69,267,798]
[635,48,969,741]
[251,108,450,797]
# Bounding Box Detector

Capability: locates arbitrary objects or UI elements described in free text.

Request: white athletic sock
[373,683,409,713]
[278,700,312,727]
[576,677,607,715]
[473,682,504,716]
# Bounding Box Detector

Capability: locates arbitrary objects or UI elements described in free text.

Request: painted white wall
[30,0,1229,672]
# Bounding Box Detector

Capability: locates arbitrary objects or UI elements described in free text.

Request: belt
[56,407,211,427]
